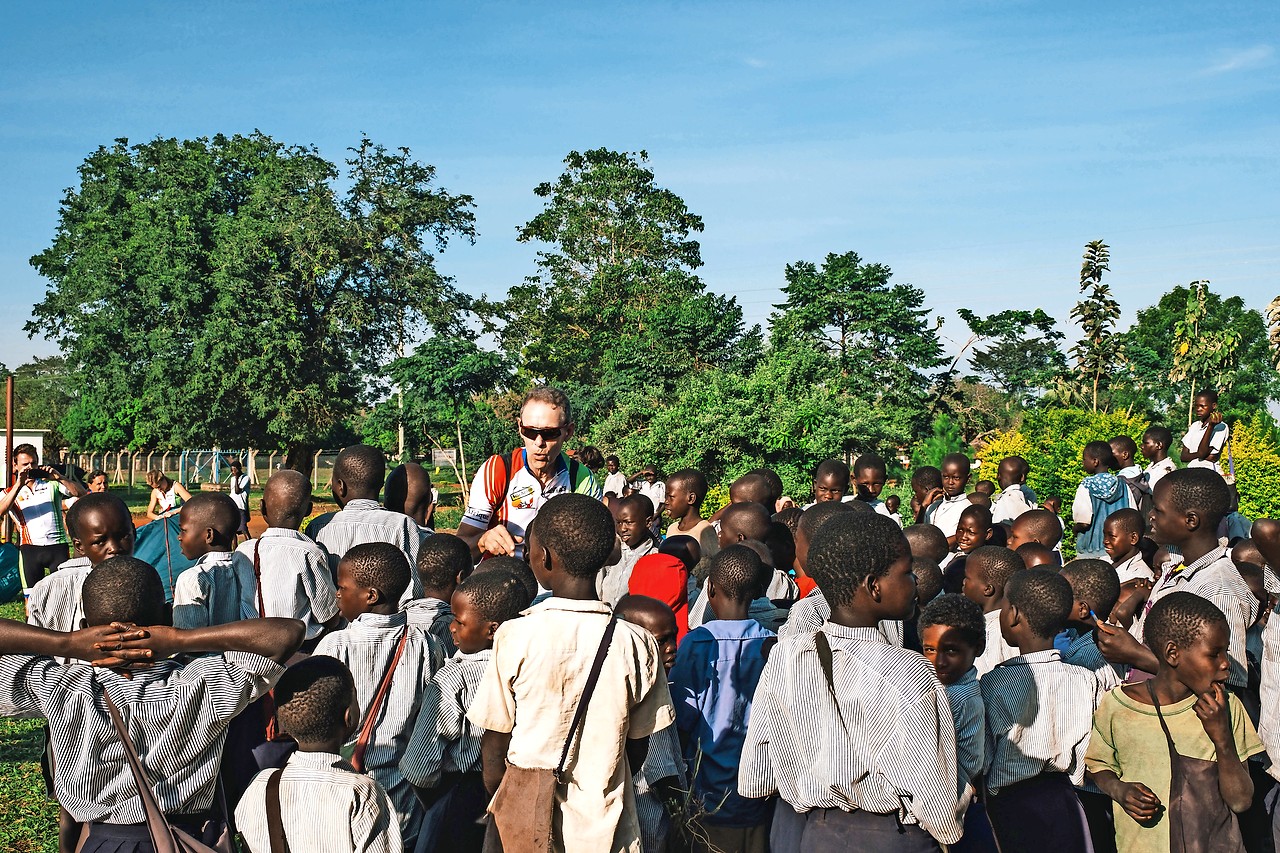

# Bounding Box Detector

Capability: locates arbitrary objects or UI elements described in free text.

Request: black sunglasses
[519,424,565,442]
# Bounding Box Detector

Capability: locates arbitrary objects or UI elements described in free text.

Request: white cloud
[1203,45,1273,75]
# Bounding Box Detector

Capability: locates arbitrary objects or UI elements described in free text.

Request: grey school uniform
[305,499,424,598]
[314,610,445,850]
[402,597,455,657]
[777,588,903,647]
[236,528,338,639]
[944,667,985,803]
[27,555,92,632]
[172,551,258,629]
[599,538,658,606]
[398,648,490,789]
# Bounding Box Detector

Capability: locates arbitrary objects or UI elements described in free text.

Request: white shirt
[1144,457,1177,492]
[603,471,628,497]
[306,499,423,599]
[974,609,1018,677]
[1111,552,1154,585]
[924,494,970,538]
[172,551,259,629]
[236,529,338,640]
[991,485,1037,525]
[638,479,666,510]
[1182,421,1230,473]
[227,474,251,511]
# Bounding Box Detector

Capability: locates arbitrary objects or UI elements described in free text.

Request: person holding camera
[0,443,87,590]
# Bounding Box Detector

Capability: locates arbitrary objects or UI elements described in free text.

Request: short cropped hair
[913,557,944,603]
[1144,426,1173,449]
[1013,509,1064,549]
[275,655,356,743]
[1161,468,1230,528]
[796,499,856,544]
[417,533,473,590]
[1006,569,1073,639]
[807,513,908,608]
[721,502,772,542]
[12,443,38,463]
[67,492,132,540]
[475,555,539,601]
[730,473,774,508]
[1109,435,1138,458]
[968,546,1024,590]
[521,385,573,424]
[999,456,1029,479]
[1015,541,1058,568]
[904,524,949,563]
[814,459,851,484]
[912,466,942,491]
[181,492,241,539]
[605,454,620,466]
[709,544,767,602]
[1145,591,1227,656]
[772,506,803,533]
[82,556,165,627]
[618,492,655,518]
[341,542,411,603]
[853,453,887,477]
[1060,558,1122,617]
[1105,508,1145,538]
[667,468,708,501]
[457,570,531,622]
[1083,440,1118,468]
[746,468,784,505]
[958,504,992,530]
[1195,389,1219,405]
[918,593,986,655]
[334,444,386,494]
[532,493,615,578]
[941,453,971,474]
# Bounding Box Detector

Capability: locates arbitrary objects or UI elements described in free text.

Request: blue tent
[133,516,198,602]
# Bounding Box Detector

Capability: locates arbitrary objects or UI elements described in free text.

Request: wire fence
[67,449,343,492]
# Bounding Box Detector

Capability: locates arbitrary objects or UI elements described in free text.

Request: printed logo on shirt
[510,484,537,510]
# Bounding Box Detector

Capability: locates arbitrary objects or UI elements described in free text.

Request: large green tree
[29,133,475,475]
[955,308,1066,408]
[1068,240,1122,413]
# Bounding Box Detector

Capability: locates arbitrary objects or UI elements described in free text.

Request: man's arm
[115,617,306,665]
[49,469,87,499]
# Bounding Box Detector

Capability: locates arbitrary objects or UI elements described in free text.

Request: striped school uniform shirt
[944,667,985,803]
[1134,546,1255,688]
[236,750,401,853]
[235,529,338,640]
[305,500,423,599]
[635,722,685,853]
[0,651,281,823]
[738,623,962,845]
[402,596,456,656]
[27,555,92,633]
[1061,630,1123,693]
[688,570,799,635]
[1258,608,1280,780]
[314,610,445,847]
[981,649,1102,793]
[398,648,490,789]
[778,588,904,647]
[172,551,258,629]
[974,609,1018,677]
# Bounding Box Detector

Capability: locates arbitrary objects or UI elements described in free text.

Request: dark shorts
[770,800,941,853]
[81,815,211,853]
[986,773,1092,853]
[238,509,250,535]
[20,543,70,588]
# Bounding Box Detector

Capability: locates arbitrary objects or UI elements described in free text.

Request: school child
[1110,436,1142,480]
[1073,441,1134,561]
[905,522,950,564]
[472,554,540,604]
[739,512,963,852]
[910,465,943,522]
[884,494,904,528]
[385,462,436,536]
[942,505,994,594]
[664,468,719,560]
[235,470,339,652]
[399,571,529,853]
[918,593,994,853]
[991,456,1037,525]
[616,595,687,853]
[1181,389,1230,473]
[403,532,474,655]
[173,492,258,629]
[1006,508,1066,553]
[1103,508,1155,610]
[690,540,795,635]
[305,444,422,596]
[1141,426,1177,494]
[777,501,868,639]
[914,557,944,608]
[601,493,659,606]
[314,542,447,851]
[1016,542,1059,569]
[236,656,402,853]
[467,493,676,853]
[924,453,973,547]
[961,546,1023,676]
[982,569,1103,853]
[630,546,693,643]
[1096,469,1256,694]
[603,455,628,499]
[0,555,304,853]
[805,459,850,508]
[1086,592,1263,853]
[670,546,776,853]
[974,480,996,497]
[851,453,896,522]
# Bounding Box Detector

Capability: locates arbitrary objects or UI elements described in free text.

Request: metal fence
[68,449,342,491]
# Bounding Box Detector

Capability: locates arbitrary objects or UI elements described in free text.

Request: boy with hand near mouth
[924,453,973,548]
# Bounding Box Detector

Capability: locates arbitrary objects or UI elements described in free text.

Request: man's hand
[1209,410,1223,425]
[477,526,521,558]
[1195,683,1234,746]
[1117,781,1162,823]
[64,622,150,666]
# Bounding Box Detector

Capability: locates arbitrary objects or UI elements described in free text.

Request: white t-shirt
[638,480,666,510]
[1144,457,1177,492]
[228,474,251,511]
[924,494,970,538]
[603,471,628,497]
[1182,421,1230,473]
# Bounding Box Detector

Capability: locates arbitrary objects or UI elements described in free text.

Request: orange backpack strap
[351,625,410,773]
[485,449,523,531]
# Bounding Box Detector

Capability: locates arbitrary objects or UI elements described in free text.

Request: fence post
[312,449,323,491]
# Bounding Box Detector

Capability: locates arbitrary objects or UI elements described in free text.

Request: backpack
[1122,471,1153,526]
[485,448,584,531]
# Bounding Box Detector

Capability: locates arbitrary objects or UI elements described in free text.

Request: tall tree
[954,308,1066,408]
[1170,280,1242,426]
[28,133,475,476]
[1069,240,1121,413]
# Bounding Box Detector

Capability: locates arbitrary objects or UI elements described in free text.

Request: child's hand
[67,622,149,666]
[922,487,944,507]
[103,624,183,663]
[1094,620,1146,666]
[1117,781,1162,822]
[1209,410,1223,425]
[1195,683,1234,746]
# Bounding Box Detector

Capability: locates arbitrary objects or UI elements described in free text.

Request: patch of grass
[0,602,58,853]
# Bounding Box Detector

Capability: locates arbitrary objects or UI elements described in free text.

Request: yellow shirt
[1084,686,1263,853]
[467,598,676,853]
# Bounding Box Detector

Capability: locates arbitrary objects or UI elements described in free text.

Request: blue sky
[1,1,1277,370]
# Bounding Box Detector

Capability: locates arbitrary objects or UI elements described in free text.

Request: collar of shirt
[821,621,890,645]
[195,551,238,568]
[451,648,493,664]
[522,596,612,617]
[952,667,978,690]
[1117,465,1142,478]
[288,750,354,771]
[351,610,408,630]
[1160,545,1228,584]
[341,498,383,513]
[701,618,775,641]
[943,493,969,504]
[996,648,1062,668]
[260,528,311,542]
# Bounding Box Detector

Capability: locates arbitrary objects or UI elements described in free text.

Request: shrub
[1229,413,1280,520]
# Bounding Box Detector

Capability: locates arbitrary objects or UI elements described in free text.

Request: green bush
[1230,413,1280,520]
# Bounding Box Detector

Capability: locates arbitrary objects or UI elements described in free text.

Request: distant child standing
[982,569,1102,853]
[1073,441,1132,560]
[884,494,904,528]
[601,493,659,606]
[671,546,777,853]
[604,455,628,499]
[1181,390,1229,473]
[924,453,973,548]
[851,453,895,522]
[1141,426,1177,494]
[1110,436,1142,480]
[910,466,943,524]
[1086,592,1262,853]
[227,459,252,541]
[961,546,1024,676]
[664,468,719,560]
[1103,508,1155,614]
[991,456,1036,525]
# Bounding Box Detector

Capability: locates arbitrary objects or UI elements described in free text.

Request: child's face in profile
[1103,519,1139,562]
[920,624,977,686]
[334,560,374,622]
[74,508,136,565]
[955,515,990,554]
[616,505,652,549]
[874,549,918,621]
[940,462,968,498]
[855,468,886,501]
[813,473,846,503]
[449,590,494,655]
[177,509,210,560]
[961,560,990,606]
[885,495,901,514]
[625,611,679,673]
[1169,621,1231,695]
[1148,481,1185,547]
[664,481,690,518]
[1140,434,1165,462]
[1109,442,1132,468]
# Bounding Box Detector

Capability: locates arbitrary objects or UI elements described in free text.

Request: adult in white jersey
[0,443,87,589]
[457,386,601,560]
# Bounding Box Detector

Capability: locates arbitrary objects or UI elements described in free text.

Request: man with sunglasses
[457,386,602,561]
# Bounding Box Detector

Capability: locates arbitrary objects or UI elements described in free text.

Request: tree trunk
[284,444,317,482]
[455,416,469,504]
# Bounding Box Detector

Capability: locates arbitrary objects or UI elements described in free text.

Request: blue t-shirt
[670,618,776,826]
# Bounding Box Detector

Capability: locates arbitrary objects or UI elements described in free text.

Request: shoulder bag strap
[101,687,181,853]
[265,768,290,853]
[351,625,411,773]
[555,616,617,782]
[814,631,851,737]
[253,540,266,618]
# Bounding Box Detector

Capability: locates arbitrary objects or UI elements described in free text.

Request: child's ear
[1183,508,1202,533]
[865,573,882,602]
[705,578,717,600]
[983,528,992,542]
[203,526,216,545]
[1006,603,1022,627]
[1074,599,1091,621]
[1163,640,1179,668]
[485,620,500,640]
[366,587,382,606]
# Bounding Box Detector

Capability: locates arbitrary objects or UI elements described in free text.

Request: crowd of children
[5,386,1280,853]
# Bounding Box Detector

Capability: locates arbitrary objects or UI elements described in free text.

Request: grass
[0,600,58,853]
